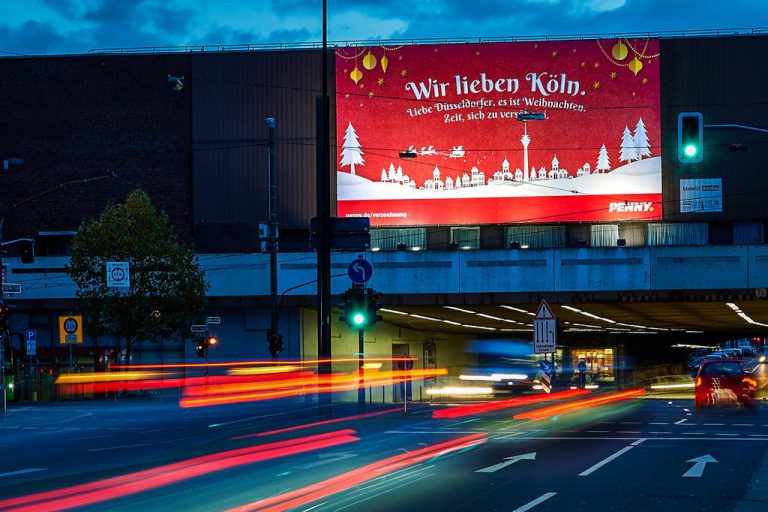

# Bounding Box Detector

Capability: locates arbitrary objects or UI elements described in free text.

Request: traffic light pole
[265,117,280,361]
[358,327,365,410]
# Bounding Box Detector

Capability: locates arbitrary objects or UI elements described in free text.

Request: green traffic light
[684,144,698,157]
[352,313,365,325]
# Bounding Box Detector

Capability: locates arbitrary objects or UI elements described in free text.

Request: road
[1,395,767,511]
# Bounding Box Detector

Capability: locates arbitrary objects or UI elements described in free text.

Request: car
[694,358,758,412]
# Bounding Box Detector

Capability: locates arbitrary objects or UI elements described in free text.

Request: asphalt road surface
[1,395,767,511]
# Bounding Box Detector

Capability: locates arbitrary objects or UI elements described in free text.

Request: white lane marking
[716,433,739,436]
[617,431,641,434]
[733,424,754,427]
[674,419,688,425]
[586,430,610,433]
[512,492,557,512]
[88,443,151,452]
[649,422,669,425]
[704,423,725,426]
[0,468,48,478]
[649,431,673,434]
[682,455,717,478]
[476,452,537,473]
[683,432,706,435]
[579,439,646,476]
[621,422,642,425]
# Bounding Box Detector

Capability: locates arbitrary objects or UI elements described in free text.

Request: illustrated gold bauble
[612,41,628,61]
[380,54,389,73]
[362,50,377,70]
[628,56,643,76]
[350,66,363,84]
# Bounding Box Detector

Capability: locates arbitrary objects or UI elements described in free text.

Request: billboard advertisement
[335,39,661,226]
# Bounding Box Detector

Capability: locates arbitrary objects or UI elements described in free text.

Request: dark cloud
[40,0,80,20]
[0,20,84,55]
[83,0,149,23]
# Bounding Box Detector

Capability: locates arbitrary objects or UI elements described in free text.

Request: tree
[596,143,611,172]
[66,189,209,368]
[619,125,638,164]
[340,122,365,175]
[633,118,652,159]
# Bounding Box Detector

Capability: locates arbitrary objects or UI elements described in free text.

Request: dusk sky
[2,0,768,56]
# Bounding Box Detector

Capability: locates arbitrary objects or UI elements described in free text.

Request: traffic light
[678,112,703,163]
[268,331,283,358]
[206,336,218,348]
[339,287,384,329]
[19,240,34,264]
[0,304,8,331]
[195,340,206,358]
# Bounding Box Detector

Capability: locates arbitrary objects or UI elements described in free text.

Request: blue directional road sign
[539,359,554,373]
[348,258,373,284]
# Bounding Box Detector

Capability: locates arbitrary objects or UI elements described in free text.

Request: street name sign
[206,316,221,325]
[533,300,556,354]
[2,283,21,294]
[190,324,207,333]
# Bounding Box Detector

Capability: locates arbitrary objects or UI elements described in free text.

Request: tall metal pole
[0,216,5,418]
[316,0,332,409]
[358,327,365,410]
[265,117,279,360]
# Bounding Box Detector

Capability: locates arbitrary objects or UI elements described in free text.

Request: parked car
[694,359,758,412]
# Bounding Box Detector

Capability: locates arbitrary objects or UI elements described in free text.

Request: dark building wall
[0,53,193,247]
[661,35,768,222]
[191,49,336,253]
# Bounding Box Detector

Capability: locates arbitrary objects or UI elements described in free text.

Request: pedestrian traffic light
[367,288,384,327]
[268,331,283,357]
[678,112,703,163]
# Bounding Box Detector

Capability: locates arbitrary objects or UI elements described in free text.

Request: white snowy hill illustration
[338,156,660,200]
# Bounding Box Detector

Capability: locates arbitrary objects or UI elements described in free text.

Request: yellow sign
[59,315,83,344]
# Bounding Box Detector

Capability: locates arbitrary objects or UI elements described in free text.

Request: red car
[695,358,758,412]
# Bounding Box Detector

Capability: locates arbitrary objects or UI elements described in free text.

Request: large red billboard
[335,39,661,226]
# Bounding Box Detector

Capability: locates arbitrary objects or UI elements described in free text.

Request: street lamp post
[265,117,280,360]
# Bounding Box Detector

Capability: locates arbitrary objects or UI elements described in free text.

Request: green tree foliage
[66,189,208,367]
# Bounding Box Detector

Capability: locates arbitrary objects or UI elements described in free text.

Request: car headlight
[760,355,766,363]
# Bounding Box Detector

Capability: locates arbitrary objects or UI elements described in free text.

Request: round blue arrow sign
[348,258,373,284]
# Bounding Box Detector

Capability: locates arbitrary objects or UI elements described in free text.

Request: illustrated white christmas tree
[380,169,387,182]
[387,163,396,182]
[596,144,611,173]
[340,122,365,175]
[633,118,652,159]
[619,126,639,164]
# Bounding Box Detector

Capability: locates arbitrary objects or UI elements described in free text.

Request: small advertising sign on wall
[680,178,722,213]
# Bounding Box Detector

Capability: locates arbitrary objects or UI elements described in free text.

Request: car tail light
[695,377,702,388]
[743,377,757,388]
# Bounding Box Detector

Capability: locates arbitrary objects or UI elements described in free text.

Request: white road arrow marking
[294,451,358,470]
[476,452,537,473]
[682,454,717,477]
[352,262,367,280]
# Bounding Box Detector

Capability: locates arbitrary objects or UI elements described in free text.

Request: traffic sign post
[25,329,36,356]
[533,300,556,354]
[106,262,130,288]
[348,258,373,284]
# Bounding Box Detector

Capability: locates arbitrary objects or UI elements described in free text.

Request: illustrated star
[610,72,617,79]
[534,43,539,49]
[551,50,558,58]
[359,83,365,89]
[344,68,348,74]
[642,77,649,84]
[398,55,403,61]
[593,81,601,90]
[632,91,637,96]
[345,93,350,99]
[581,61,586,67]
[377,78,385,86]
[594,62,600,69]
[572,48,577,53]
[401,69,408,77]
[476,51,480,56]
[359,102,364,108]
[434,48,439,53]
